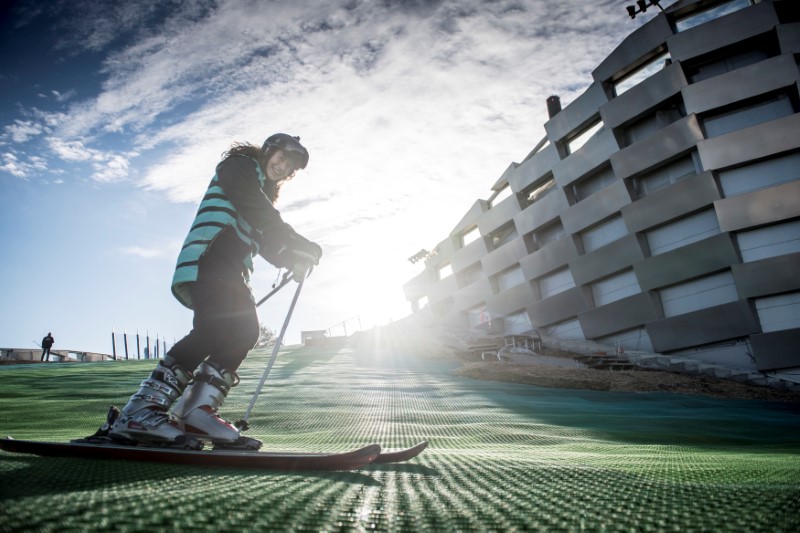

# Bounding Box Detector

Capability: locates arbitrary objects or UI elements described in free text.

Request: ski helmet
[261,133,309,170]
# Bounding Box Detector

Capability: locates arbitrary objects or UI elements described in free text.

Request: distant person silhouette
[41,332,54,362]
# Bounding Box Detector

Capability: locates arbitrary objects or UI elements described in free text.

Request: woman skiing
[109,133,321,449]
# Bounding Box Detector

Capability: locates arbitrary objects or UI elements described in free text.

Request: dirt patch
[456,357,800,403]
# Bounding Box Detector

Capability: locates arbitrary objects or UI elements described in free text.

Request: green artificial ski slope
[1,343,799,531]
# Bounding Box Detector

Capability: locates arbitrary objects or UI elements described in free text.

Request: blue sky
[0,0,648,354]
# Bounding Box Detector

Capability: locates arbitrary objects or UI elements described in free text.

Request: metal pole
[111,329,117,360]
[237,276,305,430]
[256,270,293,308]
[123,331,129,360]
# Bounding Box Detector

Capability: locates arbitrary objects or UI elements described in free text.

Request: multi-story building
[403,0,800,373]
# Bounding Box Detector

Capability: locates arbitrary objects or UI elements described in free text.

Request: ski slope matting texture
[1,344,799,531]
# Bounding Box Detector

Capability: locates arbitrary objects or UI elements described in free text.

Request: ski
[0,437,380,471]
[373,441,428,464]
[0,437,428,470]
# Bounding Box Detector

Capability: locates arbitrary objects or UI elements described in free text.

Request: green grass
[2,345,799,531]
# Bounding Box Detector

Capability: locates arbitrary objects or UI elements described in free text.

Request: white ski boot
[109,360,197,447]
[171,361,261,450]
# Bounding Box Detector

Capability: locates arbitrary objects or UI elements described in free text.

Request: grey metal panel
[508,144,560,193]
[544,82,609,143]
[520,237,579,281]
[732,252,800,299]
[697,112,800,171]
[453,278,492,312]
[552,129,620,188]
[438,309,462,330]
[527,287,589,328]
[579,293,660,338]
[778,23,800,54]
[561,180,632,235]
[666,2,779,63]
[493,163,518,191]
[477,194,523,237]
[646,300,761,352]
[715,180,800,233]
[751,328,800,371]
[610,115,704,180]
[621,171,720,233]
[425,236,460,269]
[487,282,536,318]
[450,199,489,236]
[481,236,529,278]
[634,233,739,291]
[426,275,459,306]
[569,234,645,285]
[592,14,673,83]
[600,62,688,129]
[513,188,569,235]
[402,269,435,300]
[450,237,490,274]
[683,54,800,115]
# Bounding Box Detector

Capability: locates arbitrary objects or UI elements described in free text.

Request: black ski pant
[167,281,259,373]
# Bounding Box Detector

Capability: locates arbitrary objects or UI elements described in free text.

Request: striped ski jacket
[171,154,307,309]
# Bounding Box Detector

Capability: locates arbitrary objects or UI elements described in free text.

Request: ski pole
[237,274,306,430]
[256,270,293,307]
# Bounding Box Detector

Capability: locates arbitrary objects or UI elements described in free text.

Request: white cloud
[47,137,134,183]
[0,151,49,178]
[118,244,173,259]
[48,137,95,161]
[5,120,44,143]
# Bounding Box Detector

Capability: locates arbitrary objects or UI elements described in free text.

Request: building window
[543,319,585,340]
[596,327,654,353]
[537,267,575,299]
[458,263,483,288]
[702,94,795,138]
[755,292,800,333]
[466,305,491,330]
[571,165,617,203]
[674,0,752,33]
[718,151,800,197]
[590,270,641,307]
[531,220,565,251]
[659,271,738,318]
[502,310,533,335]
[490,223,518,250]
[566,120,604,155]
[438,263,453,280]
[623,103,683,147]
[614,51,671,96]
[494,266,526,293]
[489,185,513,208]
[736,220,800,262]
[581,216,627,254]
[645,209,720,256]
[461,226,481,247]
[632,154,698,198]
[416,296,428,310]
[687,48,770,83]
[524,175,557,205]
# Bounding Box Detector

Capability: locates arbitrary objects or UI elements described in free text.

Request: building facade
[403,0,800,372]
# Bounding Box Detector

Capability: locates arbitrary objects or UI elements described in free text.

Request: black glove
[288,238,322,281]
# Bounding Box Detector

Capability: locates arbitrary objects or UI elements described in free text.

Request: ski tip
[372,440,429,464]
